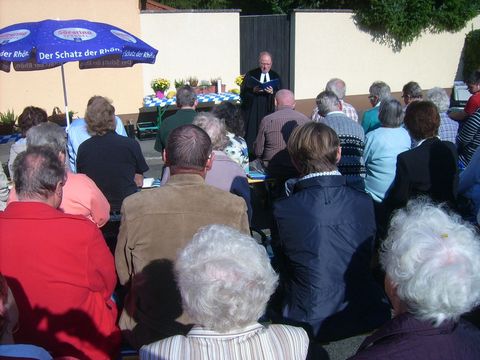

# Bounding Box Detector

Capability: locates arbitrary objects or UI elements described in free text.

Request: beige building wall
[293,11,480,100]
[139,11,240,97]
[0,0,145,116]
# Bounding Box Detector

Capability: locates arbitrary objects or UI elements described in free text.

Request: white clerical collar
[260,72,270,83]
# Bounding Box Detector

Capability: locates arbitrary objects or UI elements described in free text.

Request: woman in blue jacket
[273,122,390,342]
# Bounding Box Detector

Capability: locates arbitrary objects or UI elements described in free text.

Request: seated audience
[212,101,249,172]
[8,122,110,226]
[384,101,458,216]
[311,78,359,122]
[0,273,52,360]
[273,122,390,343]
[154,85,197,153]
[426,87,458,144]
[67,95,127,172]
[449,70,480,122]
[350,200,480,359]
[76,96,149,213]
[252,89,310,180]
[140,224,309,360]
[115,125,249,349]
[316,90,366,189]
[401,81,423,108]
[364,98,411,202]
[162,112,251,220]
[457,107,480,168]
[0,146,120,359]
[8,106,47,178]
[0,162,8,211]
[362,81,391,134]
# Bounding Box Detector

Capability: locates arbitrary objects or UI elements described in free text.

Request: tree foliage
[159,0,479,49]
[463,29,480,80]
[353,0,480,50]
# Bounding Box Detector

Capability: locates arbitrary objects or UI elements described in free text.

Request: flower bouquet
[151,78,170,98]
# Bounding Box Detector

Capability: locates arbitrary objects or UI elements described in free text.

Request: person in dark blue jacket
[272,122,390,342]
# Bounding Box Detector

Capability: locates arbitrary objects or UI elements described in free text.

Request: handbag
[47,106,68,126]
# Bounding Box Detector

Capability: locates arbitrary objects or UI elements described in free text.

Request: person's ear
[55,181,63,198]
[163,149,169,165]
[58,151,66,164]
[205,152,215,171]
[336,146,342,164]
[384,276,405,316]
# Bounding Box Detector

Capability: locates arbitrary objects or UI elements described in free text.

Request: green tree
[463,29,480,80]
[354,0,479,50]
[162,0,230,9]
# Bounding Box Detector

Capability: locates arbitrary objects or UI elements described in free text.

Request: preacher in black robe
[240,67,282,156]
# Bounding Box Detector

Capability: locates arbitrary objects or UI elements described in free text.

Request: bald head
[275,89,295,108]
[326,78,347,100]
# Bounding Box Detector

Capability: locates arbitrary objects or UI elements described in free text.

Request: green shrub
[354,0,479,50]
[0,109,16,125]
[463,29,480,80]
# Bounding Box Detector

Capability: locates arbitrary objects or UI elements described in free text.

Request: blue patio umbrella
[0,19,158,125]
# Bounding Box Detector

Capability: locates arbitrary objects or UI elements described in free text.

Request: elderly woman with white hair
[140,224,309,359]
[350,199,480,359]
[364,98,411,202]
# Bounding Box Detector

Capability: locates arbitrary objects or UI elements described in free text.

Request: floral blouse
[224,132,249,173]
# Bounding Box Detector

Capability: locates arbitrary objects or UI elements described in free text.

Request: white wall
[292,11,480,99]
[140,11,240,96]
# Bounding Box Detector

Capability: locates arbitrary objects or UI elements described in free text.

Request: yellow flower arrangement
[151,78,170,92]
[234,74,245,87]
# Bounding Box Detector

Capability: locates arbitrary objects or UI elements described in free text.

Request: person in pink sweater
[7,122,109,227]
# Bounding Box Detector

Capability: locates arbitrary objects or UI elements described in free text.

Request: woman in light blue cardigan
[364,98,411,202]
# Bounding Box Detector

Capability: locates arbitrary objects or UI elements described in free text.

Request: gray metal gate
[240,14,291,90]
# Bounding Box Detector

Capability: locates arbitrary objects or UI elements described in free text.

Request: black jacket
[273,175,390,342]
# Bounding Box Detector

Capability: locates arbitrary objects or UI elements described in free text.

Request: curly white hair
[381,199,480,326]
[176,224,278,332]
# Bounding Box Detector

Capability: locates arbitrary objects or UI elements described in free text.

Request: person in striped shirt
[311,78,359,123]
[140,225,309,360]
[457,107,480,168]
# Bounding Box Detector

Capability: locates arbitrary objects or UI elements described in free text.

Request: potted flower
[198,80,212,94]
[235,74,245,87]
[187,76,198,87]
[0,109,17,135]
[210,77,226,93]
[151,78,170,98]
[174,78,185,89]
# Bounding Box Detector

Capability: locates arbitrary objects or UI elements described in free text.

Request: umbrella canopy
[0,19,158,125]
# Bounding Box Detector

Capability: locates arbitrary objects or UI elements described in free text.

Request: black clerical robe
[240,67,282,155]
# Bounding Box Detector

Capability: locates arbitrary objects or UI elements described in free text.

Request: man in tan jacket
[115,124,250,349]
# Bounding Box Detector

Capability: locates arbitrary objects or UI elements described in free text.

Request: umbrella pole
[60,63,70,127]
